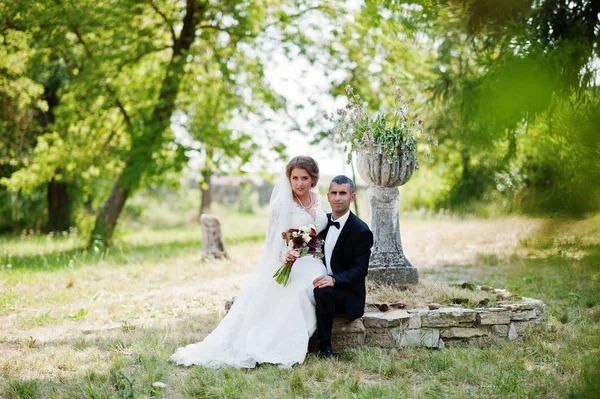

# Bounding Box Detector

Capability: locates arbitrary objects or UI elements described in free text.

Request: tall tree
[2,0,158,231]
[91,0,333,246]
[2,0,339,243]
[90,0,205,246]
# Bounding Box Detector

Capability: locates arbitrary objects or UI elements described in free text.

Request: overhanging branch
[150,1,177,46]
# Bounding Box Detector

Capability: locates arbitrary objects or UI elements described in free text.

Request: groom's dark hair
[330,175,355,193]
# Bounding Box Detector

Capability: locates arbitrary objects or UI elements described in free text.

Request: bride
[171,156,328,368]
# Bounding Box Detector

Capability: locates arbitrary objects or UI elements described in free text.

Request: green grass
[0,212,598,398]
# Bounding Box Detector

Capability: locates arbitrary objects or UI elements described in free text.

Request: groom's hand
[313,275,335,288]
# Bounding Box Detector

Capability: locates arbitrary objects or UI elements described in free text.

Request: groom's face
[327,182,356,217]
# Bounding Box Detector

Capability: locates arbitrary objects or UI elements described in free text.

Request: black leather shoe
[318,347,337,359]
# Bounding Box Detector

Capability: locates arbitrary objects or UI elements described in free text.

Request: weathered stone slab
[362,310,409,329]
[311,317,366,350]
[407,309,429,315]
[490,325,508,337]
[536,310,546,321]
[522,298,546,319]
[365,330,394,347]
[388,327,404,348]
[508,322,518,340]
[513,321,531,334]
[332,332,365,347]
[331,318,365,347]
[440,327,490,339]
[421,308,476,328]
[499,303,533,311]
[474,307,506,312]
[513,320,547,334]
[394,328,440,348]
[522,297,546,310]
[407,314,422,329]
[476,309,511,325]
[333,318,365,334]
[510,310,537,321]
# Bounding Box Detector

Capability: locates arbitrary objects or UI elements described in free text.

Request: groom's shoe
[318,346,337,359]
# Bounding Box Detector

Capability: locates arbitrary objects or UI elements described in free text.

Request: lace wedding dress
[171,171,328,368]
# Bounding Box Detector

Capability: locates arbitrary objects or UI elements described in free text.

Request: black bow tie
[328,219,340,229]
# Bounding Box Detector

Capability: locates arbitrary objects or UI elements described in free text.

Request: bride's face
[289,168,313,198]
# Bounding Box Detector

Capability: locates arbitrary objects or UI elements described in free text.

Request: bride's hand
[286,249,300,263]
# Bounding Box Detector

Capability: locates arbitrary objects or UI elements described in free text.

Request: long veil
[253,169,293,279]
[170,169,295,368]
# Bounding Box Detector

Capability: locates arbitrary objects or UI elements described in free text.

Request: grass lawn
[0,210,598,398]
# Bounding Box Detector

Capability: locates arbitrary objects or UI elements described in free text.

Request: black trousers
[313,286,353,350]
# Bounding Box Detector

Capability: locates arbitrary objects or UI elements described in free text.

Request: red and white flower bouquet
[273,224,324,286]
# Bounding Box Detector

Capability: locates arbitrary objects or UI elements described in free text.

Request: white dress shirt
[324,210,351,275]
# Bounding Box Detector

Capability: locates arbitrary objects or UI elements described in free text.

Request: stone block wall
[320,297,546,350]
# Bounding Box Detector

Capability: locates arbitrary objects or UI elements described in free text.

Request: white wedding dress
[171,171,328,368]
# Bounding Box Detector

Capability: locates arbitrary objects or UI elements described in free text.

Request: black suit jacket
[324,211,374,320]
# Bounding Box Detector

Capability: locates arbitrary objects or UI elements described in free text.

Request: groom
[313,175,374,358]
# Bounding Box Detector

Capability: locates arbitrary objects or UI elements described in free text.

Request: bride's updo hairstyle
[286,156,319,188]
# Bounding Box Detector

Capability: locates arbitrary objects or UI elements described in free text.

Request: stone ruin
[224,285,548,351]
[308,287,547,351]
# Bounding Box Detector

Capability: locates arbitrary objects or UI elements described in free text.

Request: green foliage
[6,379,40,399]
[0,186,46,233]
[1,0,598,238]
[322,0,598,215]
[0,0,343,244]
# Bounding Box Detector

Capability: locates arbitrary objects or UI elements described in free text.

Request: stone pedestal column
[357,149,418,286]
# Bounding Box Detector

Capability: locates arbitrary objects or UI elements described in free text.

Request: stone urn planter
[357,147,418,285]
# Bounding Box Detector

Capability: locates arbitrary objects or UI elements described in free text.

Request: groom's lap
[314,286,353,318]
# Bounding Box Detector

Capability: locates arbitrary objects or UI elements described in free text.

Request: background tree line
[1,0,598,246]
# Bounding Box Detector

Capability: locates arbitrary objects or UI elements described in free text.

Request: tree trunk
[47,178,71,232]
[200,147,214,215]
[89,0,204,247]
[43,74,74,232]
[90,180,129,247]
[200,174,212,216]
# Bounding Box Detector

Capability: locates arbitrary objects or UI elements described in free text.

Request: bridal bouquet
[273,224,324,286]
